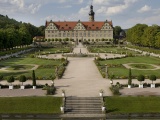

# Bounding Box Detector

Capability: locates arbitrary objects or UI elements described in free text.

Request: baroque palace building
[45,5,113,41]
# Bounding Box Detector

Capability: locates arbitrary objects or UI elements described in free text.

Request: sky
[0,0,160,29]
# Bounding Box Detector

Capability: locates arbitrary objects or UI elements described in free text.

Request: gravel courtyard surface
[0,89,46,97]
[54,57,112,97]
[120,88,160,96]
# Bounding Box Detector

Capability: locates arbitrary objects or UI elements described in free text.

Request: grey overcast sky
[0,0,160,29]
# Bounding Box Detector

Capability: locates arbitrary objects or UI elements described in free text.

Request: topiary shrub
[19,75,27,85]
[137,74,145,85]
[7,76,15,85]
[149,75,157,84]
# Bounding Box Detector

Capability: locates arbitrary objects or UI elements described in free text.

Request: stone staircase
[61,97,106,119]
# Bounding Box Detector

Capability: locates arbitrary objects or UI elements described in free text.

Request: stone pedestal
[62,93,65,97]
[33,86,36,89]
[151,84,155,88]
[139,84,143,88]
[99,92,103,97]
[21,86,25,89]
[9,86,13,90]
[128,85,131,88]
[60,107,64,113]
[102,107,105,112]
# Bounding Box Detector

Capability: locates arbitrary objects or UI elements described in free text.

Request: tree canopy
[0,14,45,51]
[126,24,160,48]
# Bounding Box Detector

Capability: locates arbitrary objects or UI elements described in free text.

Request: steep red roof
[55,22,77,30]
[46,20,113,31]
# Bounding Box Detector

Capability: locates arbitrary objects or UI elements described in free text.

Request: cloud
[126,15,160,28]
[78,5,90,16]
[28,4,41,14]
[93,0,110,5]
[0,0,42,14]
[96,0,138,16]
[58,5,72,8]
[43,13,81,21]
[138,5,151,13]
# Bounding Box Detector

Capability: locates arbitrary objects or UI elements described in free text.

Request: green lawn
[96,56,160,78]
[99,56,160,65]
[40,47,72,54]
[88,47,139,54]
[0,57,64,79]
[105,96,160,114]
[0,97,62,114]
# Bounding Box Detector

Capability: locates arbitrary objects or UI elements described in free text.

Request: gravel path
[53,57,112,97]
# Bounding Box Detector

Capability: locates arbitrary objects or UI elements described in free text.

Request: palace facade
[45,5,113,41]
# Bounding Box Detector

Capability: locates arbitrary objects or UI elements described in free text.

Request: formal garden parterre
[95,56,160,79]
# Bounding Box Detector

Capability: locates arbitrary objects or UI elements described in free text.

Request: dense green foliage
[0,14,45,51]
[0,75,3,81]
[128,68,132,85]
[114,26,126,39]
[149,75,157,84]
[7,75,15,85]
[19,75,27,85]
[105,96,160,114]
[32,70,36,86]
[137,74,145,84]
[0,97,62,114]
[127,24,160,48]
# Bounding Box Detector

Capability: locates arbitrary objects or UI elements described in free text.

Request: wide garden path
[54,44,112,97]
